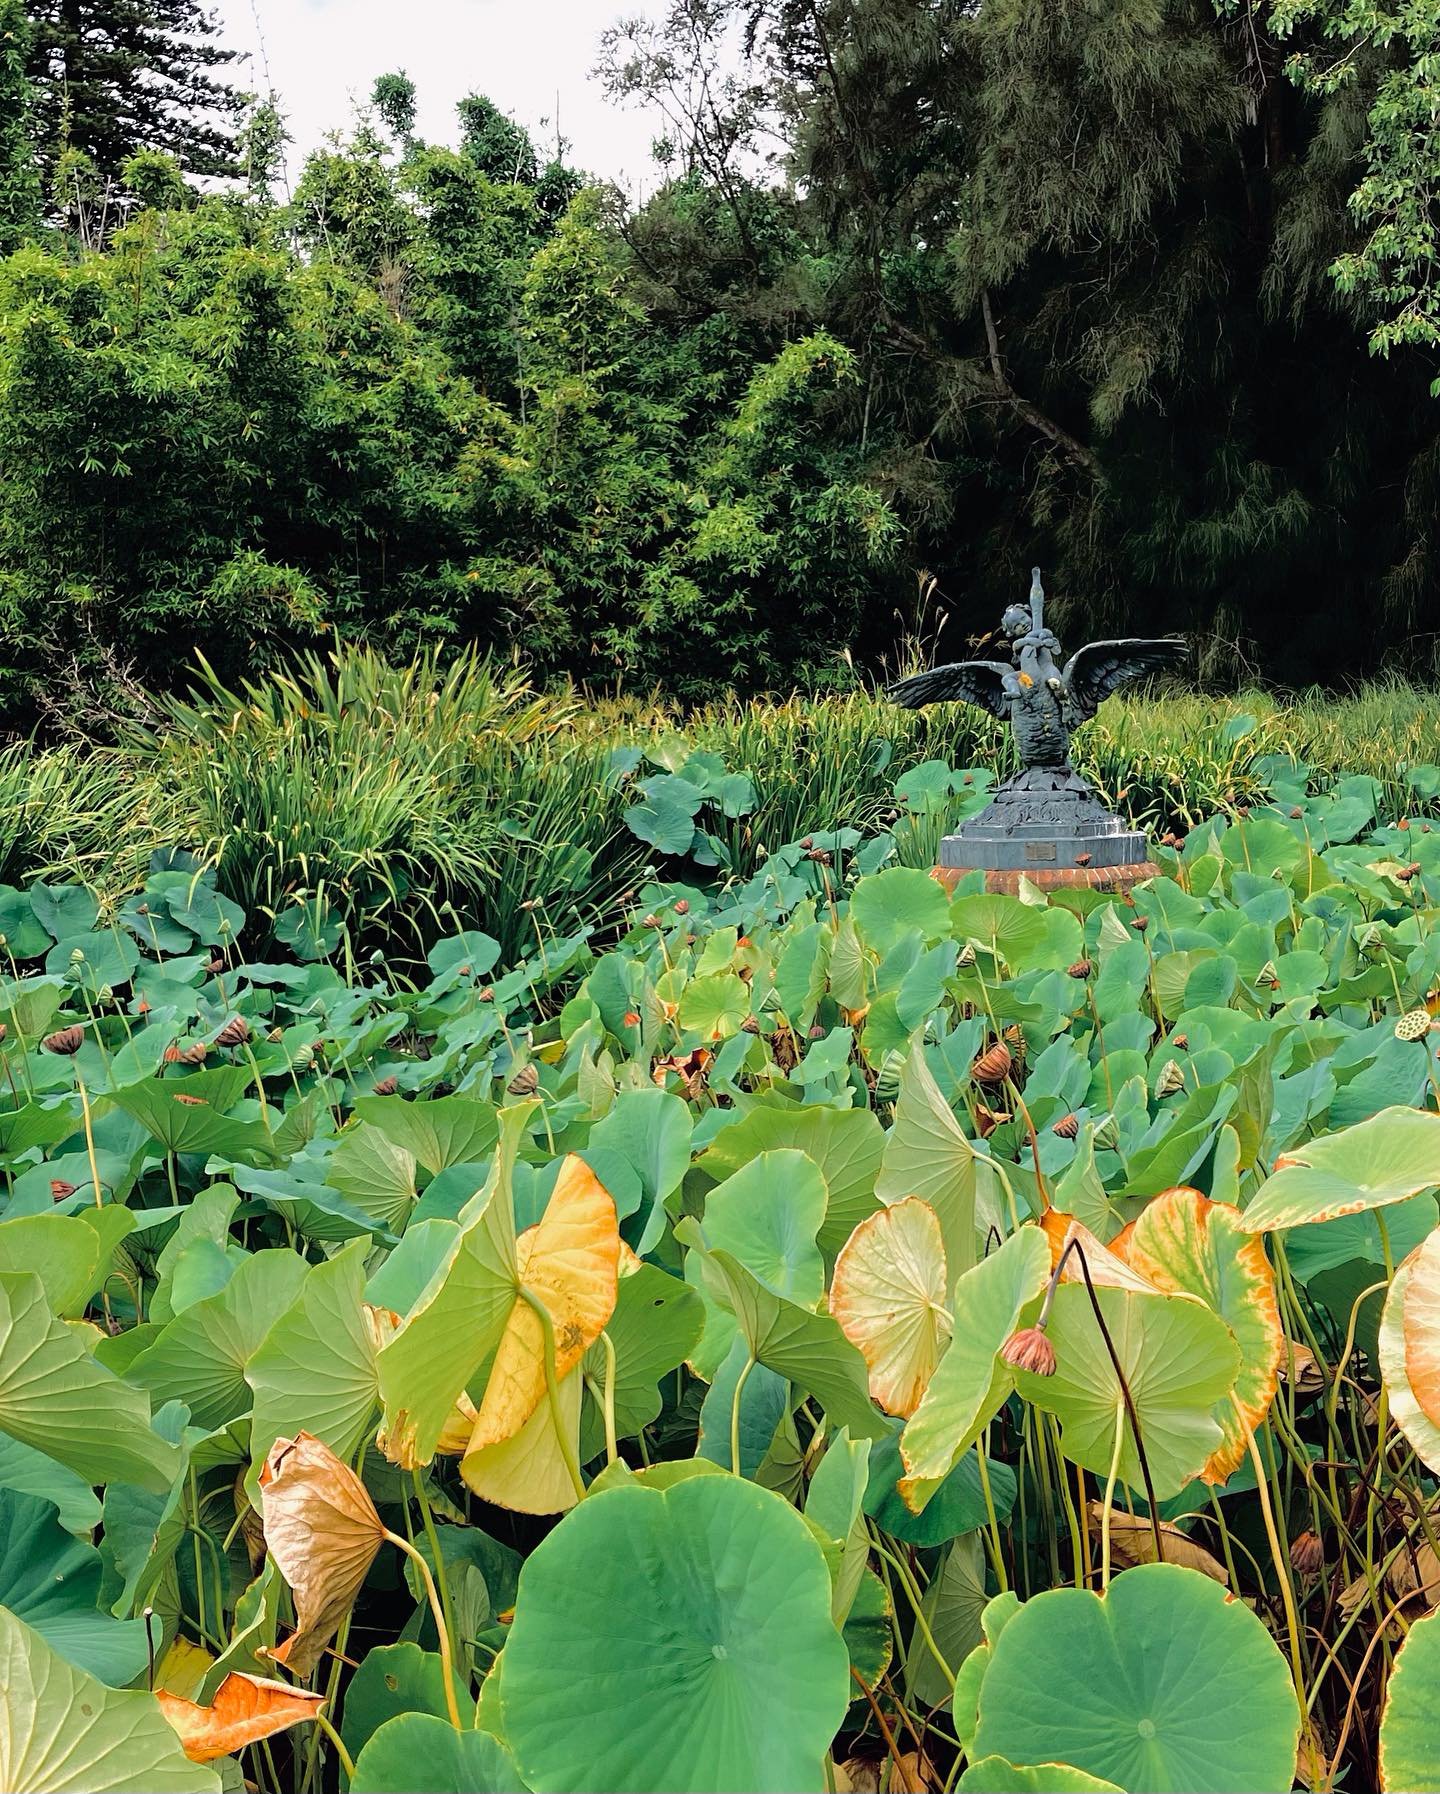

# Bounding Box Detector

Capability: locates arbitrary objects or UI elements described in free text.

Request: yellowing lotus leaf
[468,1155,619,1454]
[156,1673,326,1763]
[461,1362,584,1515]
[1403,1225,1440,1432]
[258,1431,386,1677]
[1383,1248,1440,1475]
[1114,1187,1282,1481]
[830,1198,951,1417]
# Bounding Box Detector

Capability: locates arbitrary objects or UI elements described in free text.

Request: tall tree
[24,0,244,185]
[0,0,41,252]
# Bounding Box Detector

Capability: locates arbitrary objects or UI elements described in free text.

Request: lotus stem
[384,1527,463,1729]
[1100,1397,1125,1589]
[312,1710,355,1782]
[600,1329,618,1466]
[412,1464,460,1681]
[730,1354,756,1477]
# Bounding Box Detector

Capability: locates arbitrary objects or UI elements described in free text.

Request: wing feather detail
[1061,638,1187,721]
[886,660,1012,718]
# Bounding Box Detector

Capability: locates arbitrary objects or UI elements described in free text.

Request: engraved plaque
[1025,841,1057,862]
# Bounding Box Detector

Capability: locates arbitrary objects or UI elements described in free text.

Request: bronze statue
[888,569,1187,886]
[889,569,1186,770]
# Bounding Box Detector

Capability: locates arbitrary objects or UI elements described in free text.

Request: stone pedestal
[931,766,1157,896]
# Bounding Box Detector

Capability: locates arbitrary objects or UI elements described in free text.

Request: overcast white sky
[213,0,671,193]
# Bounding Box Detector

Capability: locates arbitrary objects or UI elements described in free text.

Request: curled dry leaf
[1086,1501,1229,1585]
[829,1197,951,1417]
[156,1672,326,1763]
[1277,1340,1326,1398]
[465,1154,619,1456]
[258,1431,386,1676]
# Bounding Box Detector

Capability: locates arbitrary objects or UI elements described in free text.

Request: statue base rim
[931,860,1159,897]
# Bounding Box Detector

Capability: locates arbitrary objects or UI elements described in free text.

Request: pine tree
[24,0,244,185]
[0,0,41,252]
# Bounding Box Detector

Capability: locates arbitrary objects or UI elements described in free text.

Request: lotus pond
[6,759,1440,1792]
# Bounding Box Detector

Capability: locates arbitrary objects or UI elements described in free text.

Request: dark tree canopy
[23,0,244,184]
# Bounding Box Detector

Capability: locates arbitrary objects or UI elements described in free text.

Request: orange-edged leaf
[1042,1211,1160,1293]
[467,1155,619,1454]
[1403,1226,1440,1431]
[1115,1187,1281,1482]
[830,1198,950,1417]
[157,1673,325,1763]
[258,1432,386,1677]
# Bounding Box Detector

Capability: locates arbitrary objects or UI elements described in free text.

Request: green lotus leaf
[685,1148,827,1379]
[327,1122,419,1231]
[874,1046,980,1282]
[0,1608,218,1793]
[699,1103,884,1260]
[694,1243,887,1440]
[0,1271,180,1492]
[340,1643,469,1769]
[0,1486,149,1684]
[959,1759,1122,1792]
[905,1531,988,1708]
[502,1476,850,1792]
[351,1713,526,1792]
[898,1227,1050,1512]
[1379,1604,1440,1792]
[851,867,953,954]
[352,1092,499,1175]
[0,1213,103,1316]
[970,1563,1300,1792]
[1240,1107,1440,1232]
[247,1236,380,1480]
[579,1260,703,1457]
[111,1066,274,1159]
[127,1247,309,1431]
[1013,1283,1241,1498]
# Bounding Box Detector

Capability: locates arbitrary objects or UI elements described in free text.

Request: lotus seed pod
[1155,1059,1186,1098]
[508,1063,540,1096]
[42,1025,84,1055]
[971,1042,1012,1086]
[1290,1530,1324,1578]
[1395,1008,1432,1042]
[372,1074,398,1095]
[1067,958,1093,979]
[957,942,977,968]
[1052,1112,1080,1139]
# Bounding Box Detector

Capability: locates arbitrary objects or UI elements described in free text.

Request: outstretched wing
[1062,637,1187,721]
[886,659,1012,717]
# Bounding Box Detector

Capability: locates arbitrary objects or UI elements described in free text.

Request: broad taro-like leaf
[351,1712,528,1792]
[1240,1106,1440,1231]
[326,1123,419,1232]
[128,1248,309,1432]
[0,1270,180,1492]
[0,1609,219,1793]
[699,1102,884,1261]
[970,1563,1299,1792]
[246,1237,379,1480]
[1380,1247,1440,1474]
[830,1197,951,1417]
[501,1476,850,1792]
[1114,1187,1282,1481]
[375,1107,526,1467]
[898,1227,1050,1513]
[1013,1283,1242,1498]
[693,1242,887,1440]
[851,866,953,954]
[0,1486,149,1684]
[874,1047,979,1281]
[111,1071,277,1161]
[0,1212,105,1316]
[155,1672,325,1763]
[579,1259,703,1458]
[1378,1604,1440,1792]
[685,1147,827,1380]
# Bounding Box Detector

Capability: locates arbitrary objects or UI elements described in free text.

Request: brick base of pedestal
[931,860,1158,897]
